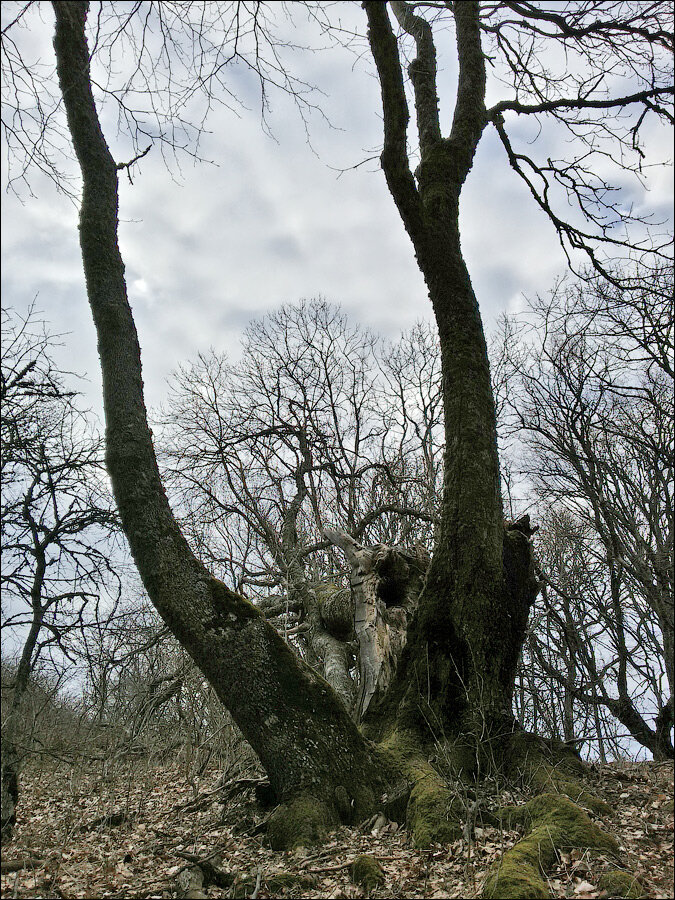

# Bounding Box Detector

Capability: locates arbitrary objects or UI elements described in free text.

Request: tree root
[482,793,619,899]
[508,732,612,816]
[267,795,337,851]
[405,756,465,847]
[263,728,620,866]
[376,729,467,847]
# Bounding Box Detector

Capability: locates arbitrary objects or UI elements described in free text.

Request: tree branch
[389,0,441,153]
[488,85,675,120]
[363,1,425,243]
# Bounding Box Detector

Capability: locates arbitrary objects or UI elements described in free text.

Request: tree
[16,0,672,870]
[161,301,438,712]
[360,0,672,743]
[495,267,674,758]
[1,306,119,840]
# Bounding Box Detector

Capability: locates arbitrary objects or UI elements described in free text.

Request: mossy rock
[484,793,619,899]
[267,795,336,850]
[597,870,647,899]
[351,855,385,890]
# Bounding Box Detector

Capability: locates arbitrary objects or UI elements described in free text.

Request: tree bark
[325,529,428,720]
[364,1,538,741]
[1,537,48,842]
[51,0,387,816]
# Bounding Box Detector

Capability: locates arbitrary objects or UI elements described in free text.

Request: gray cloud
[2,4,670,426]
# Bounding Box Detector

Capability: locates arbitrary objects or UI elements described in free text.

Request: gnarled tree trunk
[324,529,429,720]
[53,0,547,856]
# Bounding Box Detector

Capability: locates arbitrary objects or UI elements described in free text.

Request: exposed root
[406,756,465,847]
[376,729,465,848]
[267,795,336,851]
[482,793,619,899]
[265,728,619,861]
[507,732,613,816]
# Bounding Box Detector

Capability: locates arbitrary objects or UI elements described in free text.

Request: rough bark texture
[0,750,19,844]
[52,0,388,819]
[364,1,537,744]
[1,563,47,843]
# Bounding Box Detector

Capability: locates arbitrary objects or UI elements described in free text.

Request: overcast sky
[1,2,672,423]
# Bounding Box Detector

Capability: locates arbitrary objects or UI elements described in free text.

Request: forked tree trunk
[53,0,539,845]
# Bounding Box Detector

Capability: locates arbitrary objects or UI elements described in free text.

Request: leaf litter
[1,757,672,899]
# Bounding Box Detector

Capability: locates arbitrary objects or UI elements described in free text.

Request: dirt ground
[1,756,673,899]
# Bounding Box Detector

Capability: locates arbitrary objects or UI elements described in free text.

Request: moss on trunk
[503,731,612,816]
[374,729,465,847]
[267,796,336,851]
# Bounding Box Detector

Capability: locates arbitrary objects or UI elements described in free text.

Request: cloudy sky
[1,2,671,422]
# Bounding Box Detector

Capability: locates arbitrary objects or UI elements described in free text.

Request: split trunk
[53,0,539,846]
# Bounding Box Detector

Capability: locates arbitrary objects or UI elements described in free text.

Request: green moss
[317,583,353,640]
[406,758,464,847]
[483,859,548,899]
[266,872,319,894]
[484,794,618,899]
[506,731,612,816]
[209,576,262,621]
[436,735,481,781]
[597,870,646,899]
[529,765,611,816]
[375,729,463,847]
[351,855,385,890]
[375,728,417,778]
[267,795,336,850]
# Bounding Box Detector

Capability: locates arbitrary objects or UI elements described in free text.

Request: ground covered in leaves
[1,756,672,899]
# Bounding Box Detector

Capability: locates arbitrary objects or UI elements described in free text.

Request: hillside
[1,757,672,899]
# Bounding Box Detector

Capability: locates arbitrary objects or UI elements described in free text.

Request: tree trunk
[1,550,47,842]
[51,0,387,820]
[364,1,538,747]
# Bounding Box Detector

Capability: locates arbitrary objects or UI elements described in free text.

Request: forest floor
[1,755,672,899]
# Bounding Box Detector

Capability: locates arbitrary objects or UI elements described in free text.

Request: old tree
[15,0,671,891]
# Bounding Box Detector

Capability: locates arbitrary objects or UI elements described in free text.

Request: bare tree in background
[161,300,437,712]
[1,306,119,840]
[496,266,673,759]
